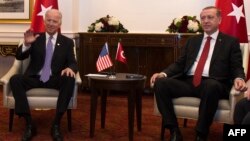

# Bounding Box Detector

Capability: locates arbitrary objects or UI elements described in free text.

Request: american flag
[96,42,113,72]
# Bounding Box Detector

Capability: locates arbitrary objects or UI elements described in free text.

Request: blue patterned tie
[40,36,53,83]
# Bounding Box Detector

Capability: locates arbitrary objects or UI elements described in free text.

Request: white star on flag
[31,0,59,33]
[227,3,245,23]
[37,5,53,18]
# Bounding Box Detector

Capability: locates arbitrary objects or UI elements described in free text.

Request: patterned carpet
[0,87,223,141]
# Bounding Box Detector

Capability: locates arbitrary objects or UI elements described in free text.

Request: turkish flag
[115,42,127,64]
[215,0,248,43]
[31,0,59,33]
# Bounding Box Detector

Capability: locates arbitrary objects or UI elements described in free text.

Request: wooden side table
[87,73,146,141]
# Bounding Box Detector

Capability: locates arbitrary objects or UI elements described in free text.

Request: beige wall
[0,0,249,42]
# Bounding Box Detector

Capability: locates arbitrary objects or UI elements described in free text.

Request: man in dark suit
[234,80,250,124]
[150,6,247,141]
[10,9,77,141]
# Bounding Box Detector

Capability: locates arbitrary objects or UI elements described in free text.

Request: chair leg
[9,109,14,132]
[183,118,188,128]
[161,118,165,141]
[67,109,72,132]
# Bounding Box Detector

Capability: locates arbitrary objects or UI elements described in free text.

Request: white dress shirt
[187,30,219,77]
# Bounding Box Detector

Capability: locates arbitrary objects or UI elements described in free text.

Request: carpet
[0,87,223,141]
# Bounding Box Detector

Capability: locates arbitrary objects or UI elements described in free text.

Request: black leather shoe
[21,124,37,141]
[195,135,207,141]
[51,125,63,141]
[170,129,183,141]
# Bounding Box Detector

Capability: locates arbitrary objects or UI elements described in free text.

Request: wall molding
[0,32,249,43]
[0,32,78,43]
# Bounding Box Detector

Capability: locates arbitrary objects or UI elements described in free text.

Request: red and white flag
[216,0,249,78]
[96,42,113,72]
[115,42,127,64]
[215,0,248,43]
[31,0,59,33]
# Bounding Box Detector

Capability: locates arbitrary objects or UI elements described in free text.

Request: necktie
[40,36,53,83]
[192,36,211,87]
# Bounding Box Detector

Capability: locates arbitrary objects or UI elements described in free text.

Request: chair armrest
[240,43,249,75]
[0,59,21,85]
[229,86,245,123]
[0,60,21,106]
[229,87,245,106]
[75,72,82,85]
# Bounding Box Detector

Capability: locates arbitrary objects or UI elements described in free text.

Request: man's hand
[24,28,39,46]
[244,80,250,100]
[61,68,76,77]
[150,72,166,88]
[234,78,247,92]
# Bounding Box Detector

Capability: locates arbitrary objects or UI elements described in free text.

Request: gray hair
[45,9,62,24]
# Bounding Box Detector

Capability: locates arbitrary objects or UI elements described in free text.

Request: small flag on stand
[31,0,59,33]
[96,42,113,72]
[115,42,127,64]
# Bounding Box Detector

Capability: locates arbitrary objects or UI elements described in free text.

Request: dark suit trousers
[234,98,250,124]
[154,77,229,135]
[9,74,75,115]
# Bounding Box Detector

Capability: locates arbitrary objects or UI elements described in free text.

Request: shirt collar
[204,30,219,40]
[46,32,58,40]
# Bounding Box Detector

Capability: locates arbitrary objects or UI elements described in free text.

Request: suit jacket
[16,33,78,76]
[163,32,245,83]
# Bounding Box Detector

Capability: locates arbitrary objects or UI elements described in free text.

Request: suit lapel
[39,34,46,59]
[189,35,203,64]
[52,34,62,62]
[210,32,223,65]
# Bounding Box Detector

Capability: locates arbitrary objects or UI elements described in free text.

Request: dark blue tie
[40,36,53,82]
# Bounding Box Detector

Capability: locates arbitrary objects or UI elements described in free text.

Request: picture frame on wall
[0,0,33,23]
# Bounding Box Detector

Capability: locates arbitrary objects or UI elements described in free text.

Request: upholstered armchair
[0,41,82,132]
[153,43,249,139]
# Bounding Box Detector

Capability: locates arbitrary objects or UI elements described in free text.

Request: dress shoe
[51,125,63,141]
[170,129,183,141]
[21,124,37,141]
[195,135,207,141]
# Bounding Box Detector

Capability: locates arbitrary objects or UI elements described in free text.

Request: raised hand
[24,28,40,46]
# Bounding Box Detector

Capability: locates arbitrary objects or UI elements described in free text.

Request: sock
[169,126,180,134]
[53,112,64,126]
[196,130,207,138]
[22,114,32,125]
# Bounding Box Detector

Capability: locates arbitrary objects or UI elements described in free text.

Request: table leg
[90,88,98,137]
[128,90,135,141]
[135,89,142,131]
[101,90,108,128]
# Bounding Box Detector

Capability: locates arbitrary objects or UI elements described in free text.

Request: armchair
[0,41,82,132]
[153,43,249,139]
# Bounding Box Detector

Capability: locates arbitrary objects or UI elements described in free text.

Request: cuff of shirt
[234,77,245,82]
[160,72,167,78]
[22,43,31,52]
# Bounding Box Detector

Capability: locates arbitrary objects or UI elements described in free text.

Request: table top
[87,73,146,91]
[87,73,146,81]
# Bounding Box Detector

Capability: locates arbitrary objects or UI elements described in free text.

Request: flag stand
[108,48,117,79]
[108,66,116,79]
